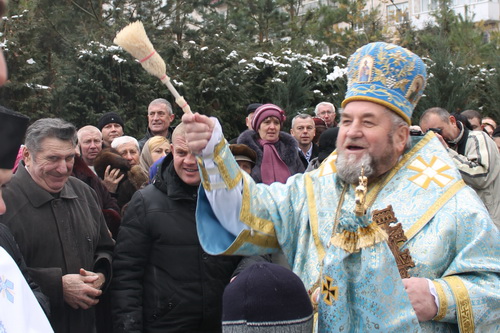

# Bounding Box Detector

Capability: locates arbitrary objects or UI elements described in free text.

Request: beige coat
[447,129,500,229]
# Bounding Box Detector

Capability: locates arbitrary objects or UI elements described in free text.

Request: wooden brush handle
[160,75,192,114]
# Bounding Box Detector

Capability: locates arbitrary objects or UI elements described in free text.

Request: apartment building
[299,0,499,30]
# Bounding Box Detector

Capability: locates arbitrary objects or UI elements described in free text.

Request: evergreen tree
[306,0,383,55]
[0,0,497,131]
[414,45,477,120]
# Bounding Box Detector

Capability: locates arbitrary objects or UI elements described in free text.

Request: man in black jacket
[111,123,241,333]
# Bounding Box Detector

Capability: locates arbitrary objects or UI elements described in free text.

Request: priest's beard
[336,152,375,184]
[336,137,396,184]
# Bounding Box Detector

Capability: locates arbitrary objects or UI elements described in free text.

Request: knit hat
[312,117,327,128]
[229,144,257,165]
[222,262,313,333]
[342,42,427,125]
[246,103,263,115]
[251,104,286,131]
[0,106,29,169]
[97,112,125,131]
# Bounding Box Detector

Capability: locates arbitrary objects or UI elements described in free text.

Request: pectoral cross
[354,165,368,216]
[372,205,415,279]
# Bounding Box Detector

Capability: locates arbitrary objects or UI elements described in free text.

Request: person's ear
[394,126,410,153]
[449,115,457,126]
[22,146,32,167]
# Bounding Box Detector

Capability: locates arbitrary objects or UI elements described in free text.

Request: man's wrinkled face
[148,103,175,136]
[336,101,407,184]
[419,114,457,143]
[237,160,253,175]
[24,138,75,193]
[291,117,316,146]
[116,142,140,166]
[317,105,335,127]
[245,112,255,130]
[101,123,123,146]
[172,135,200,186]
[79,130,102,166]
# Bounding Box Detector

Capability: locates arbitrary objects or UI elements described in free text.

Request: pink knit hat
[251,104,286,130]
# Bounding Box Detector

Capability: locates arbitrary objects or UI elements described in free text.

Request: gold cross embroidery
[321,275,338,305]
[408,156,454,189]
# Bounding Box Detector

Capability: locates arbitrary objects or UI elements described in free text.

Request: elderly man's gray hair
[314,102,335,116]
[111,135,139,150]
[149,98,173,115]
[25,118,77,154]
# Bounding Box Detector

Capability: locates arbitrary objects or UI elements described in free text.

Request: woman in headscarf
[237,103,304,185]
[139,136,170,180]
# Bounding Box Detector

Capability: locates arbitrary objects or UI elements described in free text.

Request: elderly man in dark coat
[0,106,52,331]
[0,118,114,333]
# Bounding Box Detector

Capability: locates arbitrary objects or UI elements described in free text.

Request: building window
[421,0,439,12]
[354,10,368,31]
[387,2,409,24]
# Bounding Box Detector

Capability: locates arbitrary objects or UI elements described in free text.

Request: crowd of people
[0,11,499,332]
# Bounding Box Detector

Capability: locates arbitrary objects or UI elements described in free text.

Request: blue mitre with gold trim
[342,42,426,124]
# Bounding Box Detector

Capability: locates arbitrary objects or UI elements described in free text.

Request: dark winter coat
[237,129,305,183]
[0,163,114,333]
[111,154,241,333]
[0,223,51,316]
[72,155,121,238]
[138,126,174,151]
[298,142,320,169]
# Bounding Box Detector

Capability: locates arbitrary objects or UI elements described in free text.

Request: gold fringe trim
[330,221,388,253]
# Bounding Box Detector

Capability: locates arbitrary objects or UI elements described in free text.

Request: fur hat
[222,262,313,333]
[342,42,426,125]
[251,104,286,131]
[97,112,124,131]
[93,148,147,210]
[229,144,257,165]
[94,148,131,180]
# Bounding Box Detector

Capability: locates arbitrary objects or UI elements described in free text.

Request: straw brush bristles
[113,21,166,79]
[113,21,192,114]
